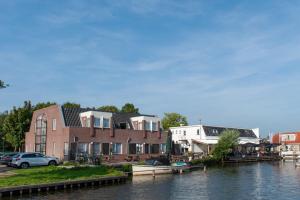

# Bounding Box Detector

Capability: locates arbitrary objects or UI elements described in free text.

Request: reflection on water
[12,162,300,200]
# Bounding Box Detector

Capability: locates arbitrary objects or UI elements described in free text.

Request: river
[13,162,300,200]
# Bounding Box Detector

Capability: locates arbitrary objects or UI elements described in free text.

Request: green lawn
[0,166,123,188]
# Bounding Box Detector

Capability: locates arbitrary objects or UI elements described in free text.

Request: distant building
[170,125,259,155]
[25,105,166,161]
[271,132,300,153]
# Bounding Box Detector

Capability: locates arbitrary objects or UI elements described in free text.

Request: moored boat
[132,165,172,176]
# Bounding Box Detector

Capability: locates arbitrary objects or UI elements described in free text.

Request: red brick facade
[25,105,167,161]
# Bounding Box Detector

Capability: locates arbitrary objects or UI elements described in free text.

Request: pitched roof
[202,125,257,138]
[61,106,156,128]
[61,107,91,127]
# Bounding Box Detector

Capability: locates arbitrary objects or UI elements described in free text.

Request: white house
[170,125,260,155]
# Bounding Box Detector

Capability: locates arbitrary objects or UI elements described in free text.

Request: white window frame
[52,119,56,131]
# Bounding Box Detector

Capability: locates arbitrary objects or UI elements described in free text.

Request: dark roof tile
[203,126,257,138]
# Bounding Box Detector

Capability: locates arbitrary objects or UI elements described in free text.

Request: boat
[132,159,172,176]
[132,164,172,176]
[171,161,191,173]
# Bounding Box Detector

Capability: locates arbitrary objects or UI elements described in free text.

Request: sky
[1,0,300,136]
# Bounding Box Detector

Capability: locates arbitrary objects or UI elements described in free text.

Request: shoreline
[0,174,128,198]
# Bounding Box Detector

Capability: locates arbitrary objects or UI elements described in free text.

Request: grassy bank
[0,166,123,188]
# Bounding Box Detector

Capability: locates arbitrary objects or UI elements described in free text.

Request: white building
[170,125,260,155]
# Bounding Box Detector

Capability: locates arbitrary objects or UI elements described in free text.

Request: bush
[190,157,220,166]
[120,164,132,173]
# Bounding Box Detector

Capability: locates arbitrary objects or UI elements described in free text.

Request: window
[197,129,200,135]
[129,143,137,154]
[145,122,151,131]
[52,119,56,131]
[144,144,150,154]
[120,122,127,129]
[152,122,157,131]
[92,143,100,155]
[103,118,110,128]
[136,144,143,154]
[160,144,166,153]
[151,144,160,154]
[102,143,110,155]
[78,143,88,154]
[64,143,69,156]
[35,115,47,154]
[112,143,122,154]
[183,131,186,136]
[94,117,100,127]
[22,153,36,158]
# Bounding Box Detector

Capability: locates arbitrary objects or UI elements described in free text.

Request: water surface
[13,162,300,200]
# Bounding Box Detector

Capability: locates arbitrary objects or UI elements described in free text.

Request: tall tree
[161,112,188,130]
[2,101,33,151]
[0,80,9,89]
[34,102,56,111]
[63,102,81,108]
[121,103,139,113]
[97,105,119,113]
[213,130,240,161]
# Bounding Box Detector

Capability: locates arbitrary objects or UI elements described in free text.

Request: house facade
[25,105,167,161]
[271,132,300,154]
[170,125,259,155]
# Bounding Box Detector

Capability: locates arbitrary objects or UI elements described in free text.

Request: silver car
[11,153,59,169]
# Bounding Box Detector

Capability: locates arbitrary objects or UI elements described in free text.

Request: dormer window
[94,117,100,127]
[153,122,157,131]
[130,115,161,131]
[145,122,151,131]
[103,118,110,128]
[80,111,112,129]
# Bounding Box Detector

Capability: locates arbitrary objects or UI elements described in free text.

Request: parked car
[0,152,19,165]
[11,153,59,169]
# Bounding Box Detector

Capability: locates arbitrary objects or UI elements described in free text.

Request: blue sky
[1,0,300,136]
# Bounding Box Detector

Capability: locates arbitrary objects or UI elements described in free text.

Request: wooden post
[152,170,155,178]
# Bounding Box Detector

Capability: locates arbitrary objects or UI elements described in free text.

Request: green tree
[213,130,240,161]
[2,101,33,151]
[121,103,139,113]
[0,80,9,89]
[161,112,188,130]
[34,102,56,111]
[97,105,119,113]
[63,102,81,108]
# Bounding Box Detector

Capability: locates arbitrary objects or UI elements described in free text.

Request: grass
[0,165,123,188]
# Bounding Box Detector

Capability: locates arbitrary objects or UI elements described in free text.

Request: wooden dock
[0,175,128,198]
[224,156,281,163]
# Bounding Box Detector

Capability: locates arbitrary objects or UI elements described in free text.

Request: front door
[70,143,77,160]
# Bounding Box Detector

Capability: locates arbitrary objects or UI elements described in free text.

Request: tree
[63,102,80,108]
[161,112,188,130]
[2,101,33,151]
[121,103,139,113]
[213,130,240,162]
[0,80,9,89]
[97,105,119,113]
[34,102,56,111]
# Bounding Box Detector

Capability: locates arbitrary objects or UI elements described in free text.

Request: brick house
[25,105,167,161]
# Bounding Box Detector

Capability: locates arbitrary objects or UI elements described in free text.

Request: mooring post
[152,170,155,178]
[204,165,207,172]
